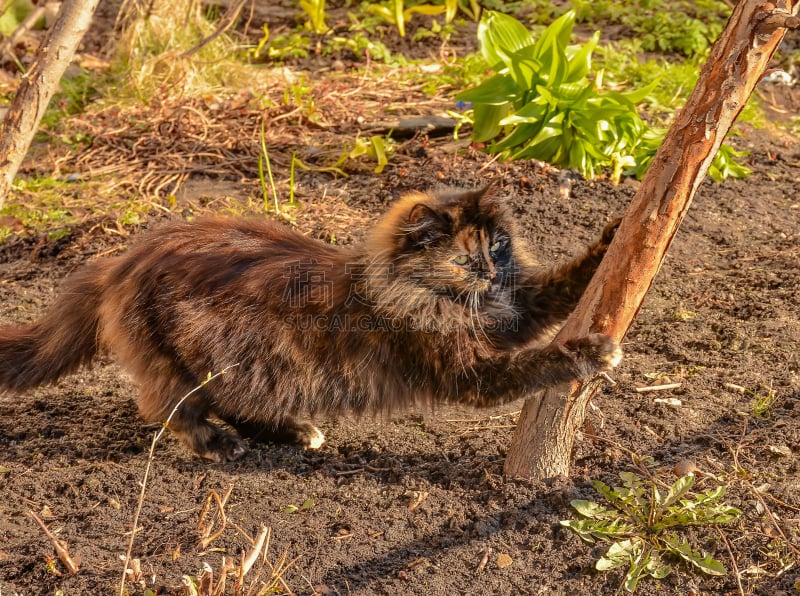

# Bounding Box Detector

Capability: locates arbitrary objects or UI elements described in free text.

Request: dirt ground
[1,4,800,595]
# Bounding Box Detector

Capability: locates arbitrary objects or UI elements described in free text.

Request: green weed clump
[561,471,742,593]
[573,0,729,58]
[366,0,446,38]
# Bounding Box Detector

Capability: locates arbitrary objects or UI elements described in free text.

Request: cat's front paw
[566,333,622,373]
[296,422,326,450]
[201,432,249,463]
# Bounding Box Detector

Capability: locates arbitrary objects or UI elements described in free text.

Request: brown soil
[1,5,800,595]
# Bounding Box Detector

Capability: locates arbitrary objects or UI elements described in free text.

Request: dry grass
[112,0,254,102]
[39,69,451,205]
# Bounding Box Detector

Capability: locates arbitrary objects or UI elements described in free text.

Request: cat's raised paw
[567,333,622,372]
[588,333,622,369]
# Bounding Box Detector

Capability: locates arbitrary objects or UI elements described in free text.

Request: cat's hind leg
[137,378,248,463]
[221,416,326,450]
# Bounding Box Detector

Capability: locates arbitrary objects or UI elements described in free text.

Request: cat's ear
[406,203,447,247]
[477,182,500,218]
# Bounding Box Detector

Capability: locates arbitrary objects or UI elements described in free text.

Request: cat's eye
[490,239,506,253]
[453,255,470,266]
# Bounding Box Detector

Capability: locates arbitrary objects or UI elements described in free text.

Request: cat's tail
[0,264,107,391]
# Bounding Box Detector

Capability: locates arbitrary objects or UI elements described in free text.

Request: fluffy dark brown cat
[0,186,621,462]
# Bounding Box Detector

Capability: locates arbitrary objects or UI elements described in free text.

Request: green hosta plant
[704,143,752,183]
[630,130,752,183]
[561,471,742,593]
[457,10,655,180]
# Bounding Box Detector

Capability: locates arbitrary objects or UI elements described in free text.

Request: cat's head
[366,186,521,303]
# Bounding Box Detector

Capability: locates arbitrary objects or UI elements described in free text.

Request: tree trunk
[0,0,101,208]
[504,0,799,479]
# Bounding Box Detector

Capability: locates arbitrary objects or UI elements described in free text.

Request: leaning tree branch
[0,0,101,208]
[504,0,797,479]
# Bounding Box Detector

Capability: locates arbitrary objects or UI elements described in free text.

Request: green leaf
[508,55,543,90]
[569,499,614,519]
[405,5,446,18]
[550,81,593,104]
[477,11,536,69]
[367,4,393,22]
[661,475,695,507]
[623,560,649,593]
[565,31,600,82]
[562,516,637,543]
[527,116,563,146]
[592,479,618,504]
[619,471,643,489]
[568,140,589,176]
[457,73,519,105]
[533,10,576,60]
[510,134,562,162]
[491,121,542,153]
[649,559,672,579]
[708,143,752,182]
[597,538,641,571]
[498,99,548,126]
[560,519,600,542]
[369,136,388,174]
[472,103,511,142]
[618,78,660,105]
[530,10,575,85]
[394,0,405,37]
[512,116,564,162]
[662,536,727,576]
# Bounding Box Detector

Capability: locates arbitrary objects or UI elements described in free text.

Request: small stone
[496,552,513,569]
[674,459,698,477]
[767,445,792,458]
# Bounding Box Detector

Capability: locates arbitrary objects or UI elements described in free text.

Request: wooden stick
[635,382,682,393]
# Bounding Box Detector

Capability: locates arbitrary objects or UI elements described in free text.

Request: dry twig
[181,0,249,58]
[29,510,80,574]
[634,382,682,393]
[475,547,492,573]
[197,483,235,549]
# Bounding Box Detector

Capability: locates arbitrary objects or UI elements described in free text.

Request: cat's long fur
[0,187,621,461]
